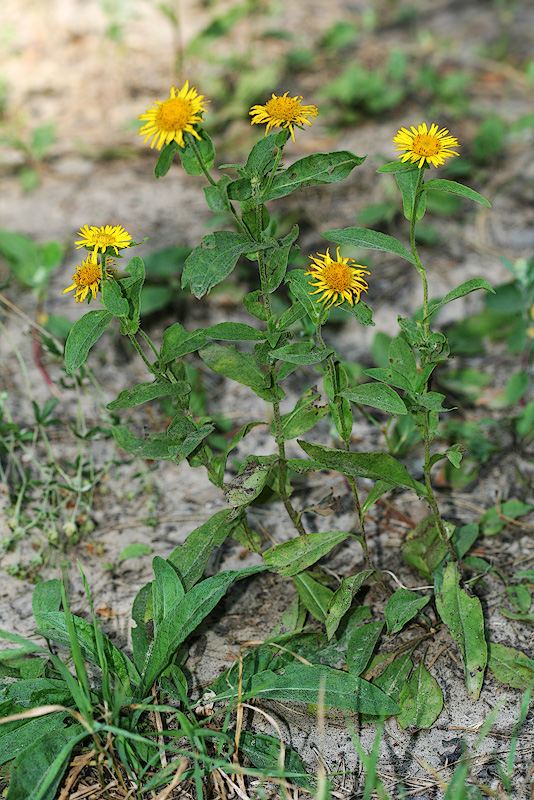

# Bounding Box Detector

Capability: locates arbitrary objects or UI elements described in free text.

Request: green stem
[256,207,306,537]
[409,169,457,563]
[127,331,158,376]
[187,133,216,186]
[262,145,283,196]
[138,328,160,361]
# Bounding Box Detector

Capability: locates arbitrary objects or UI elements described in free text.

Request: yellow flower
[249,92,318,142]
[62,254,117,304]
[393,122,460,169]
[75,224,132,255]
[139,81,207,150]
[306,248,370,310]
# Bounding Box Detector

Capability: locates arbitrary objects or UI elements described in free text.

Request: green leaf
[101,278,129,317]
[218,662,399,716]
[64,310,113,374]
[397,658,443,729]
[167,509,243,591]
[384,589,430,635]
[505,370,529,405]
[224,455,276,508]
[245,130,288,178]
[272,387,329,440]
[209,421,265,487]
[182,231,257,299]
[347,622,384,676]
[178,129,215,176]
[107,380,190,410]
[337,299,375,327]
[142,566,265,689]
[361,481,393,516]
[435,562,487,699]
[402,514,453,579]
[264,532,348,577]
[111,426,180,460]
[487,642,534,689]
[199,342,281,402]
[5,725,85,800]
[376,160,418,174]
[325,571,374,639]
[498,608,534,623]
[322,227,416,265]
[481,500,534,536]
[506,584,531,614]
[285,269,324,326]
[160,323,207,362]
[372,651,413,700]
[424,178,491,208]
[363,367,414,393]
[118,543,152,563]
[243,289,269,321]
[395,167,426,221]
[270,342,333,365]
[340,384,407,415]
[204,322,265,341]
[119,256,146,334]
[293,572,334,622]
[298,440,425,495]
[154,141,179,178]
[265,225,299,292]
[32,580,61,630]
[0,712,68,767]
[425,278,495,320]
[388,336,417,387]
[262,151,366,202]
[152,556,185,635]
[35,611,139,692]
[238,731,314,792]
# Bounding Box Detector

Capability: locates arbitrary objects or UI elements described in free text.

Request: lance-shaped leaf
[154,140,179,178]
[384,588,430,635]
[182,231,259,298]
[396,167,426,221]
[262,151,366,202]
[270,342,333,365]
[65,310,113,374]
[325,571,374,639]
[107,380,190,410]
[397,658,443,729]
[215,662,400,716]
[204,321,266,341]
[340,384,407,415]
[425,178,491,208]
[263,531,348,577]
[224,455,277,508]
[271,387,329,440]
[178,129,215,176]
[112,425,181,460]
[285,269,325,325]
[119,256,146,334]
[293,572,333,622]
[160,322,207,362]
[347,622,384,676]
[298,440,426,496]
[266,225,300,292]
[322,227,416,264]
[487,642,534,690]
[425,278,495,320]
[101,278,129,317]
[238,730,314,792]
[199,342,281,402]
[435,562,487,699]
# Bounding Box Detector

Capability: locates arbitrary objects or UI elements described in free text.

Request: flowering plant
[64,84,493,711]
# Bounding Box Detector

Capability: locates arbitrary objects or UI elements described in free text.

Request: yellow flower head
[62,254,117,304]
[306,248,370,310]
[139,81,207,150]
[75,224,132,255]
[393,122,460,169]
[250,92,318,142]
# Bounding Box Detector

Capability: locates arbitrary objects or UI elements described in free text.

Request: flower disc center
[156,98,193,131]
[412,133,441,157]
[265,95,300,121]
[76,261,101,286]
[322,262,353,292]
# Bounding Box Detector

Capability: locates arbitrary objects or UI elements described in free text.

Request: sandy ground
[1,0,534,796]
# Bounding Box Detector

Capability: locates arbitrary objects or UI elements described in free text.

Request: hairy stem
[410,169,457,562]
[256,206,306,537]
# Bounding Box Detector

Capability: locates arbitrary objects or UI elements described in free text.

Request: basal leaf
[293,572,333,622]
[325,571,374,640]
[347,622,384,676]
[487,642,534,689]
[384,588,430,635]
[435,562,487,699]
[397,658,443,729]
